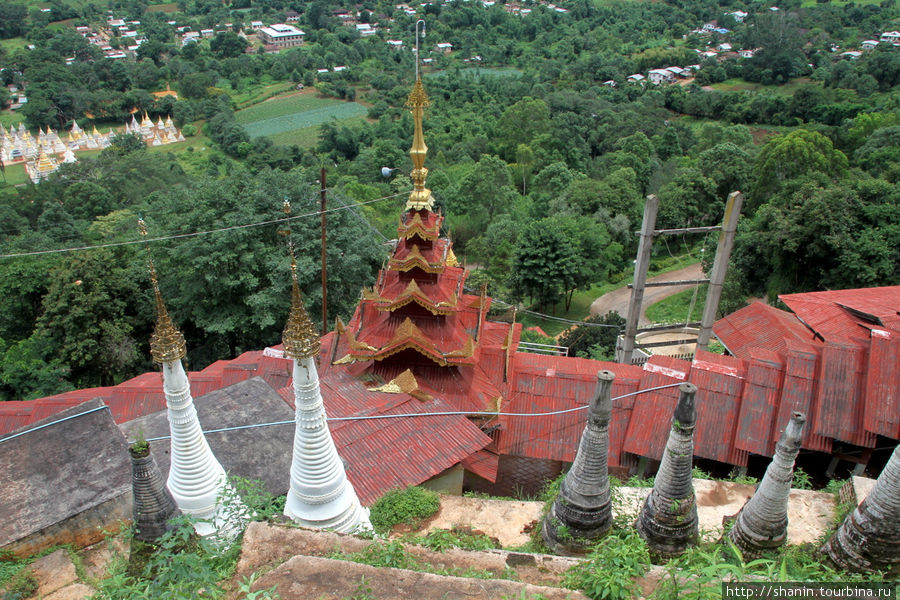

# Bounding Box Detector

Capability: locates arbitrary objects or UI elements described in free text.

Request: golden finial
[140,218,187,364]
[281,204,321,360]
[404,20,434,212]
[405,78,433,212]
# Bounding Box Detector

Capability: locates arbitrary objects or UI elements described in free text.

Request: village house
[258,23,306,49]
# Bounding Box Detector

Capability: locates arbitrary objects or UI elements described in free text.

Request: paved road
[589,263,704,326]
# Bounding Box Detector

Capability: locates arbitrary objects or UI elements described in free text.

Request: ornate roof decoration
[366,279,459,315]
[446,248,459,268]
[282,255,321,360]
[398,211,442,241]
[388,244,445,273]
[344,317,476,366]
[139,219,187,364]
[368,369,433,401]
[404,78,435,212]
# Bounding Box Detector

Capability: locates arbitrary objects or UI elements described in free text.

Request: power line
[141,382,685,442]
[0,189,408,260]
[0,382,685,445]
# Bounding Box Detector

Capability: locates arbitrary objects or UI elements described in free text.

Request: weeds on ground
[368,486,440,535]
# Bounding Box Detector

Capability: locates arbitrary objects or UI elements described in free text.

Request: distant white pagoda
[143,220,245,539]
[282,253,370,533]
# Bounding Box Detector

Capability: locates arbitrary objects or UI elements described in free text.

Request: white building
[258,23,306,48]
[861,40,879,50]
[648,69,676,85]
[728,11,748,22]
[880,31,900,43]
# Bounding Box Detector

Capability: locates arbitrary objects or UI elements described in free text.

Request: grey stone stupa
[727,412,806,558]
[636,382,699,559]
[542,370,615,554]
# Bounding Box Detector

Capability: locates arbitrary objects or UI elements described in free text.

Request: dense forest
[0,0,898,400]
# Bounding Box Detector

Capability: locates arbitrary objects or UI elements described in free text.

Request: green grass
[517,256,703,337]
[238,99,368,140]
[1,163,28,186]
[645,284,708,325]
[267,116,367,147]
[0,37,28,53]
[710,77,818,96]
[0,111,26,130]
[425,67,522,79]
[146,2,179,12]
[232,82,296,109]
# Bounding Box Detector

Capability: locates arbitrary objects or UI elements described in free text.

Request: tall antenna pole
[320,167,328,336]
[415,19,426,80]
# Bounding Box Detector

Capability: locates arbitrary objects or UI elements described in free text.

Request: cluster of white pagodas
[281,255,371,533]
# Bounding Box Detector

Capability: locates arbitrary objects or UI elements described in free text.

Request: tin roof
[713,301,817,357]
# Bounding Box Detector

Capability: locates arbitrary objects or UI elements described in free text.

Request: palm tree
[636,382,699,559]
[728,412,805,558]
[823,443,900,573]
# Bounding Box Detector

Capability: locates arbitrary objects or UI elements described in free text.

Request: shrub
[181,124,198,137]
[368,486,440,535]
[563,529,650,600]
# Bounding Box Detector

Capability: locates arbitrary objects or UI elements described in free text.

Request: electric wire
[0,189,409,259]
[0,383,685,444]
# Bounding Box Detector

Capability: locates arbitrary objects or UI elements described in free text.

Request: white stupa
[282,255,370,533]
[144,223,246,539]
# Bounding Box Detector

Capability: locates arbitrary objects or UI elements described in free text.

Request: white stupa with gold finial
[141,220,246,540]
[282,247,370,533]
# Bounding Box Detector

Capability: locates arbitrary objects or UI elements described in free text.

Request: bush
[368,486,440,535]
[563,529,650,600]
[181,124,197,137]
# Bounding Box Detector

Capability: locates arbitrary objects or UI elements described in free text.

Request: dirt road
[590,263,704,326]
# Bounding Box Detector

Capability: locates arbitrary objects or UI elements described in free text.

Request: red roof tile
[735,349,786,456]
[713,301,816,357]
[864,329,900,439]
[780,286,900,343]
[690,351,748,466]
[623,356,690,461]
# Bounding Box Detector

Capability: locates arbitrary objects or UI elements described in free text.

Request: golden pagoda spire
[404,20,434,212]
[140,218,186,364]
[281,200,321,359]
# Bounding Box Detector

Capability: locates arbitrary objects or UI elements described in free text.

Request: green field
[267,117,367,147]
[0,37,28,53]
[146,2,179,13]
[236,93,368,142]
[1,163,29,187]
[645,284,709,324]
[0,111,26,130]
[426,67,523,79]
[710,77,817,95]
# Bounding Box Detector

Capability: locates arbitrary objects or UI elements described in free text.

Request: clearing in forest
[236,93,367,144]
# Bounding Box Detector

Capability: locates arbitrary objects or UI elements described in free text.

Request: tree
[493,97,551,161]
[0,4,28,39]
[558,311,625,360]
[698,142,754,200]
[752,129,848,211]
[210,31,248,58]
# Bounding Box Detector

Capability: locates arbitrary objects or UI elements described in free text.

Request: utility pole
[696,192,742,351]
[620,194,659,366]
[320,167,328,336]
[619,192,740,364]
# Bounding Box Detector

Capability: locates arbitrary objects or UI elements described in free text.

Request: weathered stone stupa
[636,382,699,559]
[727,412,806,558]
[282,254,370,533]
[542,370,615,554]
[129,441,181,543]
[823,442,900,573]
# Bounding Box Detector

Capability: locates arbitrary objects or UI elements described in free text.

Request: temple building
[1,76,898,505]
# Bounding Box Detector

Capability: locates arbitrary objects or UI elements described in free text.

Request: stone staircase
[234,521,592,600]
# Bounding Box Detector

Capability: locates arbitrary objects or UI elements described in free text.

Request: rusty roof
[713,301,817,357]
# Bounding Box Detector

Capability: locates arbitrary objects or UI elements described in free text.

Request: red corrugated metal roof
[623,356,689,461]
[780,286,900,343]
[735,349,785,456]
[813,342,876,448]
[460,449,499,483]
[864,329,900,439]
[778,341,832,453]
[690,351,748,466]
[713,301,816,358]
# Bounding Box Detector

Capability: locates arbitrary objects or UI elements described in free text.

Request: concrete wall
[5,492,132,559]
[422,464,463,496]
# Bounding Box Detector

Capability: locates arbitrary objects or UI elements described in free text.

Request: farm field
[236,93,368,143]
[426,67,523,79]
[710,77,817,95]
